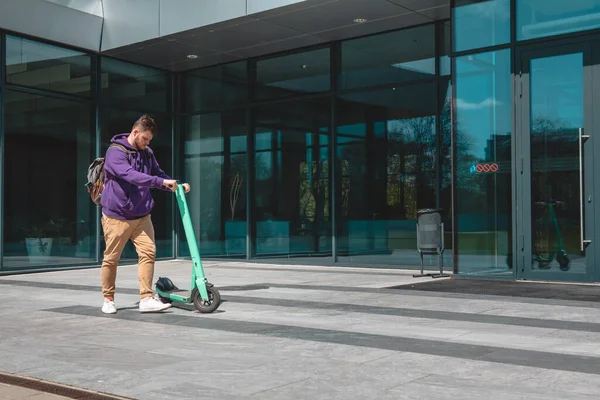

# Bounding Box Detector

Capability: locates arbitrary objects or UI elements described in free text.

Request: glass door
[517,42,596,282]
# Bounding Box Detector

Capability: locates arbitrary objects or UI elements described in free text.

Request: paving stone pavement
[1,260,600,399]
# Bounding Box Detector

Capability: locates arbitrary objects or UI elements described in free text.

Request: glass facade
[455,50,512,276]
[517,0,600,41]
[2,0,600,282]
[0,33,174,272]
[180,110,248,258]
[453,0,510,52]
[3,91,95,269]
[336,83,440,266]
[253,98,332,257]
[340,24,436,90]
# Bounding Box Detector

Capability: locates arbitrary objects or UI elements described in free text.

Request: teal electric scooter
[155,183,221,313]
[533,200,570,271]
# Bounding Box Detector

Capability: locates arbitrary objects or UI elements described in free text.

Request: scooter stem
[174,184,210,302]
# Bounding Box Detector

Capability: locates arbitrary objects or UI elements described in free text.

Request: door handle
[579,128,590,251]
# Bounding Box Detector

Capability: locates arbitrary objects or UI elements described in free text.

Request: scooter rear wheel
[192,285,221,313]
[557,250,570,271]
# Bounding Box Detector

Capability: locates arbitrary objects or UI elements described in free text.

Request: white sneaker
[139,296,172,313]
[102,299,117,314]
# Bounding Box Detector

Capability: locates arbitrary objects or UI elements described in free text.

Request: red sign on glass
[470,163,499,174]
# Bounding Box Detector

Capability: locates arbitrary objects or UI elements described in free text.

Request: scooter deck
[166,290,189,297]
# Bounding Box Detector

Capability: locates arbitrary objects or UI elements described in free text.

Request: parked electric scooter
[533,200,570,271]
[155,183,221,313]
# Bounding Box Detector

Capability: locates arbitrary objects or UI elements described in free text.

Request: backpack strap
[104,143,136,182]
[108,143,136,155]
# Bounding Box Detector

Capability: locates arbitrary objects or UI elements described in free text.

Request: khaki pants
[101,213,156,300]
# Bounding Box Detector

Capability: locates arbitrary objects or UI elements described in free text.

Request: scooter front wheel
[192,285,221,313]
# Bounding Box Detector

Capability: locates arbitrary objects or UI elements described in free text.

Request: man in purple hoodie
[100,115,190,314]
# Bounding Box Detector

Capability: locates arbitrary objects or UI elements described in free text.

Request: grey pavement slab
[2,260,600,399]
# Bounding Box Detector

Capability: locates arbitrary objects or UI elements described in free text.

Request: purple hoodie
[101,133,171,220]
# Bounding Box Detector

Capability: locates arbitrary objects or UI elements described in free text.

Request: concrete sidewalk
[1,260,600,399]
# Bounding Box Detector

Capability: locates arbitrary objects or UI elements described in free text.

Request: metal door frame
[515,39,596,282]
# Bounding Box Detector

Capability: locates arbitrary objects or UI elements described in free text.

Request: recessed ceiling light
[187,54,198,59]
[301,64,308,69]
[353,18,367,23]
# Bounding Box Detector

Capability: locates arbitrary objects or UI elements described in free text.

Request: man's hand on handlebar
[163,179,178,192]
[162,180,191,193]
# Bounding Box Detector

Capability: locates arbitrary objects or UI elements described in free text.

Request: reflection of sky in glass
[453,0,510,52]
[338,123,365,138]
[231,135,246,153]
[255,131,273,151]
[255,152,273,180]
[518,0,600,41]
[531,53,583,130]
[390,58,435,75]
[456,49,511,160]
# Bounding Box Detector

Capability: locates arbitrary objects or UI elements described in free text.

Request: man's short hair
[132,115,157,135]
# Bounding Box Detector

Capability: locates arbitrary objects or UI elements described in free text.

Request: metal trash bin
[413,208,449,278]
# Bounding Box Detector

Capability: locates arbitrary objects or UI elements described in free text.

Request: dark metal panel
[510,0,518,279]
[249,0,336,17]
[108,41,217,68]
[180,19,306,54]
[388,0,449,11]
[171,72,178,259]
[418,6,450,20]
[450,17,458,273]
[162,53,245,72]
[246,60,255,260]
[313,12,432,41]
[226,34,325,58]
[94,54,102,263]
[330,43,340,262]
[264,0,413,35]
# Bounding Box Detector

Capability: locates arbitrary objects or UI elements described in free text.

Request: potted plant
[24,220,59,263]
[225,172,246,255]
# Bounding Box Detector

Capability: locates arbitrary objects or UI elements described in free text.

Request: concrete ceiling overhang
[102,0,449,72]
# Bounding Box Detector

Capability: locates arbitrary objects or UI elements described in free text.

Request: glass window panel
[455,49,512,276]
[440,79,453,253]
[453,0,510,52]
[517,0,600,41]
[181,61,247,113]
[529,53,586,275]
[3,91,96,269]
[100,109,173,259]
[253,98,331,256]
[180,111,247,258]
[100,57,169,112]
[254,48,330,100]
[341,24,436,91]
[6,35,92,97]
[336,83,438,267]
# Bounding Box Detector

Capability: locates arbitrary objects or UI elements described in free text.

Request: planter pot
[225,221,247,255]
[25,237,53,264]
